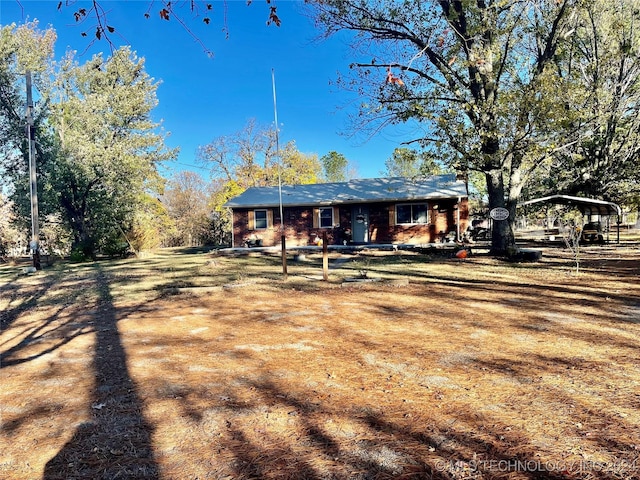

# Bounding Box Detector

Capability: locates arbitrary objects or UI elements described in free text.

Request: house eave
[226,195,467,210]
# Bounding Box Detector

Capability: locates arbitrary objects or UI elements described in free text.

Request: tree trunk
[486,169,516,255]
[61,194,96,260]
[70,215,96,259]
[60,175,101,260]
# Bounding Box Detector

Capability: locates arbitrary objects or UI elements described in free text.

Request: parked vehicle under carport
[581,222,605,244]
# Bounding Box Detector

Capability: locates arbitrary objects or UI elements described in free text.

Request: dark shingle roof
[224,174,467,208]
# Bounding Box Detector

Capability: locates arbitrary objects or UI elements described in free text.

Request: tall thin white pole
[271,69,287,278]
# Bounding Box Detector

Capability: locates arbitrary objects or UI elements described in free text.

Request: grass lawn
[1,244,640,479]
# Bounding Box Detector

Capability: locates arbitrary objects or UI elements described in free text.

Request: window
[319,207,334,228]
[254,209,268,229]
[396,203,429,225]
[312,207,338,229]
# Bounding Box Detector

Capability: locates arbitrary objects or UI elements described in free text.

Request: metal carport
[518,195,622,243]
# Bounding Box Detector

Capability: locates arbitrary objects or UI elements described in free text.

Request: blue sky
[1,1,422,179]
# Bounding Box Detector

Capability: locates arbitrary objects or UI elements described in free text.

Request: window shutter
[312,208,319,228]
[267,210,274,228]
[388,205,396,226]
[248,210,255,230]
[333,207,340,226]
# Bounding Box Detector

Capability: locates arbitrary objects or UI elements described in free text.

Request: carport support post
[322,231,328,281]
[456,196,461,241]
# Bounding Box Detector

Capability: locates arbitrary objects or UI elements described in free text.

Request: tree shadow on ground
[0,267,60,333]
[217,378,574,480]
[43,265,158,479]
[0,267,100,369]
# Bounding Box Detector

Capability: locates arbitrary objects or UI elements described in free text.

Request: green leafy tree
[276,141,322,186]
[126,194,176,253]
[1,25,175,258]
[320,151,349,182]
[548,1,640,208]
[47,46,176,258]
[383,147,445,178]
[0,22,57,249]
[310,0,579,254]
[0,25,32,174]
[0,194,21,258]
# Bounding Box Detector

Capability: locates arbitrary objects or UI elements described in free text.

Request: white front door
[351,207,369,243]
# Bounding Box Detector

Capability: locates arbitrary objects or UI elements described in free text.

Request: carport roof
[518,195,622,217]
[224,174,467,208]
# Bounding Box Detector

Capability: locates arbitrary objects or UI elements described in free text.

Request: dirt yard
[1,245,640,479]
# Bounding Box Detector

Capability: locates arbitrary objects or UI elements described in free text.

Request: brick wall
[231,198,469,247]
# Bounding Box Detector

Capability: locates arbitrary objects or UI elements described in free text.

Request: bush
[69,246,88,263]
[101,235,132,258]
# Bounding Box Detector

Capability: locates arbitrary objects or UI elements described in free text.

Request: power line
[159,161,209,171]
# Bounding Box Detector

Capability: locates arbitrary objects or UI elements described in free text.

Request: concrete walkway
[217,242,463,256]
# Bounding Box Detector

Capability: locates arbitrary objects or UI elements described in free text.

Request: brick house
[224,174,469,248]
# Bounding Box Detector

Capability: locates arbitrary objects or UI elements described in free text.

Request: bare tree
[50,1,282,56]
[197,118,277,190]
[162,171,213,247]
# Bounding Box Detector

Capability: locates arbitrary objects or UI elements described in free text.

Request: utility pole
[26,70,41,270]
